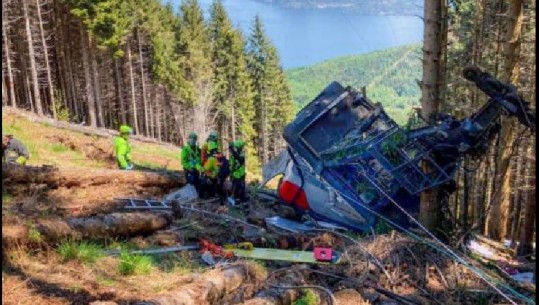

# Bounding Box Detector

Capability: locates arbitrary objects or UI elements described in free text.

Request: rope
[342,172,535,305]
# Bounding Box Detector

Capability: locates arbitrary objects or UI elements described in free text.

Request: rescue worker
[229,140,248,205]
[181,132,202,191]
[200,141,220,199]
[215,147,230,205]
[114,125,133,170]
[201,131,219,164]
[2,134,29,165]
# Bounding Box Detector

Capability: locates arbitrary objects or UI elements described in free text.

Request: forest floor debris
[2,113,535,305]
[3,171,535,305]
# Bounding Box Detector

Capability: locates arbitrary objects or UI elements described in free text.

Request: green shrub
[293,289,319,305]
[28,226,42,243]
[118,252,154,275]
[58,240,102,264]
[58,241,78,261]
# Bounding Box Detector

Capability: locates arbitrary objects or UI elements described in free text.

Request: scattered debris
[265,216,314,233]
[201,251,217,266]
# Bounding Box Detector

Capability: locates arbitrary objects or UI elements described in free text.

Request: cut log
[36,212,173,242]
[2,164,184,188]
[2,212,173,249]
[135,263,265,305]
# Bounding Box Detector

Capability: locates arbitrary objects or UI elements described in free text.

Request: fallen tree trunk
[135,263,264,305]
[2,212,173,250]
[2,164,184,188]
[36,211,173,242]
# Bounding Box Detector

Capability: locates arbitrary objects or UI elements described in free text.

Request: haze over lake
[168,0,424,69]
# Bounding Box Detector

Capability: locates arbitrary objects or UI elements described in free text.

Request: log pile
[2,163,184,188]
[136,263,265,305]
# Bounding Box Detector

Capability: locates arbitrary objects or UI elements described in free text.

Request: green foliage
[246,15,295,164]
[286,44,422,125]
[67,0,134,54]
[57,240,102,264]
[293,289,319,305]
[380,131,407,164]
[176,0,212,103]
[118,252,154,275]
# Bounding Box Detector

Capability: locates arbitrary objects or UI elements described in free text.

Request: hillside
[286,43,422,125]
[2,108,180,170]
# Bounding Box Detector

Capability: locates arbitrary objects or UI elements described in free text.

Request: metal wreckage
[260,65,536,233]
[118,65,535,250]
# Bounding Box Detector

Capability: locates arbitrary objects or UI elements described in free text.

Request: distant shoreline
[254,0,423,16]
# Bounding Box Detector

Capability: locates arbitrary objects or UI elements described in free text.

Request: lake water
[168,0,424,69]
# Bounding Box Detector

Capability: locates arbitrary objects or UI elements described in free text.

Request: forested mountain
[1,0,293,173]
[255,0,423,15]
[286,44,421,124]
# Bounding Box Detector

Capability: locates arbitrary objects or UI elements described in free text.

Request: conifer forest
[1,0,536,304]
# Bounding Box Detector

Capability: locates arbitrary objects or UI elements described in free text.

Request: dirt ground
[3,170,533,305]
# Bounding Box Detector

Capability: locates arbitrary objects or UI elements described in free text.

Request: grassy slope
[2,110,262,181]
[286,43,422,125]
[2,111,180,170]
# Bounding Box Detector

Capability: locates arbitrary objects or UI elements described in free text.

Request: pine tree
[176,0,213,140]
[246,15,293,166]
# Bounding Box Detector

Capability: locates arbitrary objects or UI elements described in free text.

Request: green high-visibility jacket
[114,136,131,169]
[230,150,245,179]
[181,144,202,171]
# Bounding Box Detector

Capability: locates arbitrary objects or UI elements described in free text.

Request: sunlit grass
[118,252,154,276]
[57,240,102,265]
